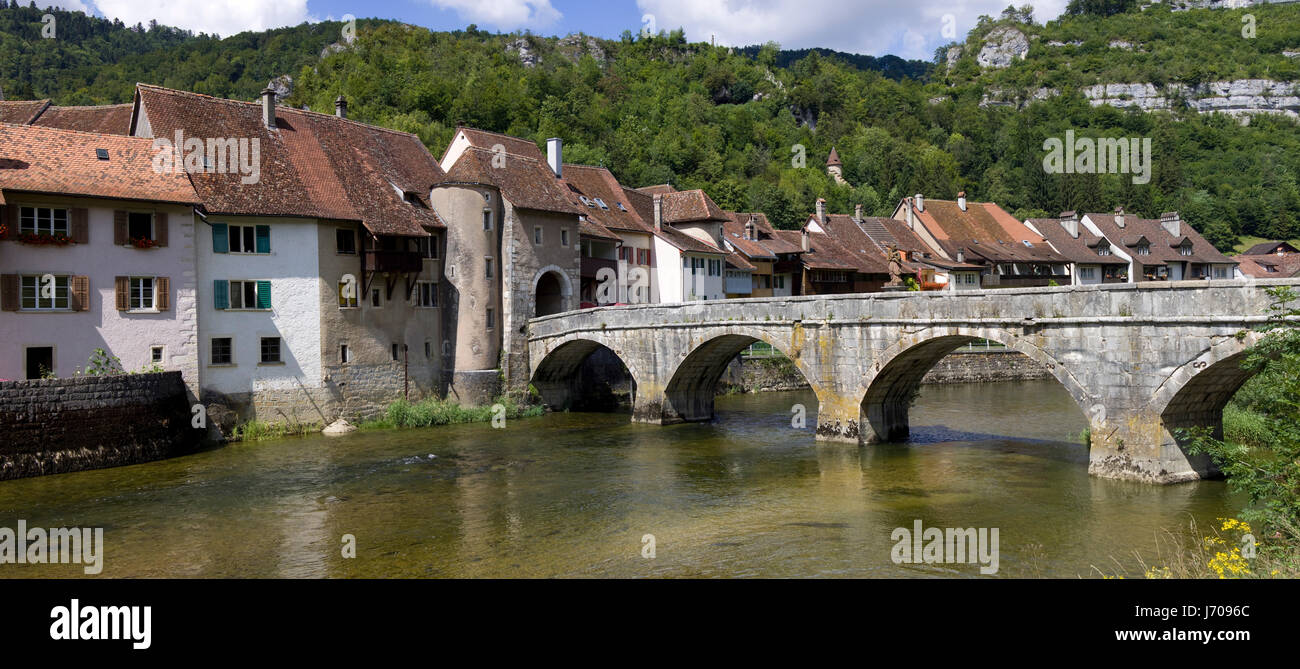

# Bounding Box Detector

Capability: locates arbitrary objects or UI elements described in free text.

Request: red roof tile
[0,100,50,125]
[441,146,582,216]
[31,104,133,135]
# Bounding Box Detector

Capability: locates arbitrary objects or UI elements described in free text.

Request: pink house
[0,123,201,396]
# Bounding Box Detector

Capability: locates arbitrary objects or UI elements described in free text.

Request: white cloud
[89,0,312,36]
[636,0,1071,60]
[41,1,93,12]
[427,0,562,30]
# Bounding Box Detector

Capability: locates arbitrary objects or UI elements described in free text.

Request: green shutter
[214,280,229,310]
[212,223,228,253]
[255,225,270,253]
[256,280,272,309]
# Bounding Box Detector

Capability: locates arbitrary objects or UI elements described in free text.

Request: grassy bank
[230,420,322,442]
[361,395,544,430]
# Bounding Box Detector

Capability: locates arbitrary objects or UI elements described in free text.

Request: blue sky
[46,1,1073,60]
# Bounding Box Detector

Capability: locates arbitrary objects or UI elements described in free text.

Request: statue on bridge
[886,245,905,289]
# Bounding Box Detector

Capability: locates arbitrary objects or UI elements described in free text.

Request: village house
[797,198,892,293]
[1079,209,1237,282]
[433,127,585,398]
[1024,211,1130,285]
[891,193,1071,288]
[624,186,729,302]
[721,212,779,297]
[0,99,134,135]
[558,164,653,306]
[1233,241,1300,278]
[130,84,446,422]
[0,122,200,395]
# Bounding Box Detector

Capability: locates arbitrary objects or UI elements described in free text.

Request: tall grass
[363,395,544,430]
[231,420,322,442]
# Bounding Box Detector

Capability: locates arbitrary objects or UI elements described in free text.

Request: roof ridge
[45,103,134,110]
[0,120,153,143]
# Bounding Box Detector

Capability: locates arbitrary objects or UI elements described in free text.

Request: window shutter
[213,279,229,310]
[154,212,168,247]
[0,274,17,311]
[71,276,90,311]
[212,223,228,253]
[255,225,270,253]
[114,210,128,245]
[256,280,272,309]
[70,208,89,244]
[155,277,170,311]
[114,276,129,311]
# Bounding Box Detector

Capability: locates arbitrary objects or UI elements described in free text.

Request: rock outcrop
[506,37,539,67]
[266,75,293,103]
[977,26,1029,69]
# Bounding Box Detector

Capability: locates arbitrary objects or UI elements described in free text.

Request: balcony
[364,250,423,274]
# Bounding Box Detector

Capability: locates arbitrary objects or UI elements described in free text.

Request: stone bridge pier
[527,280,1299,485]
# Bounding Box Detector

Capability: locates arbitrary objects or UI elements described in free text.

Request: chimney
[1060,210,1079,238]
[335,95,348,119]
[956,249,965,263]
[652,194,663,231]
[546,137,563,178]
[801,227,810,252]
[915,193,924,212]
[815,198,826,225]
[854,203,863,223]
[957,191,967,212]
[1160,211,1181,237]
[745,215,756,241]
[260,88,277,129]
[1114,206,1126,229]
[905,198,915,230]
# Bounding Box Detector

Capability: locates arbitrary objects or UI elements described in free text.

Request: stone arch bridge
[527,279,1300,484]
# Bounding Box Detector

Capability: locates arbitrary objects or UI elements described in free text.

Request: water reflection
[0,381,1238,578]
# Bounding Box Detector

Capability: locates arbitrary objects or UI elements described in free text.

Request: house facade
[1079,209,1237,282]
[0,123,200,395]
[1025,212,1130,285]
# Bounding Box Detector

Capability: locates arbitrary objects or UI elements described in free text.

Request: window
[337,229,357,254]
[338,280,358,308]
[1080,267,1096,280]
[19,207,69,236]
[220,224,269,254]
[416,281,437,308]
[128,212,154,242]
[151,346,164,364]
[707,259,722,276]
[424,341,432,359]
[483,209,493,231]
[130,277,155,310]
[226,280,269,310]
[637,248,651,265]
[340,343,350,364]
[560,229,569,247]
[485,257,494,279]
[391,343,400,361]
[417,236,437,258]
[20,275,69,310]
[1097,245,1111,257]
[371,288,381,308]
[593,198,609,210]
[1136,244,1150,256]
[1213,266,1229,279]
[211,338,233,365]
[1180,244,1193,256]
[534,226,543,245]
[486,307,495,329]
[260,337,281,364]
[774,275,786,289]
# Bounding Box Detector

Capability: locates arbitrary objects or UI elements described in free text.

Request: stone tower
[826,147,846,185]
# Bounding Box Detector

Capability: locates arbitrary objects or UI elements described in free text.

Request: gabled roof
[1242,241,1299,256]
[1233,254,1300,278]
[635,183,677,196]
[722,212,779,260]
[774,227,887,274]
[135,84,443,235]
[561,164,650,233]
[621,186,724,255]
[0,100,50,125]
[659,189,729,223]
[441,145,581,216]
[448,126,547,163]
[826,147,842,166]
[1027,217,1128,265]
[0,122,197,205]
[903,197,1070,265]
[32,103,134,135]
[1081,212,1235,265]
[725,251,756,272]
[811,214,892,274]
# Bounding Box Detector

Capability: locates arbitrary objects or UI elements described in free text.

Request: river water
[0,380,1238,578]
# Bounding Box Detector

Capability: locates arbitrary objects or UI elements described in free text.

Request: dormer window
[1097,242,1111,257]
[1136,243,1150,256]
[1180,243,1193,256]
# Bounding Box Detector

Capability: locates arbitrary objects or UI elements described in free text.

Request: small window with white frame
[129,277,156,310]
[19,207,69,236]
[20,275,69,310]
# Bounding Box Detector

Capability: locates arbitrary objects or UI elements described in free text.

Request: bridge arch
[529,334,641,413]
[1149,331,1266,440]
[660,328,824,424]
[858,326,1092,443]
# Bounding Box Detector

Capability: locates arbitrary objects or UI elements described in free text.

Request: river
[0,380,1239,578]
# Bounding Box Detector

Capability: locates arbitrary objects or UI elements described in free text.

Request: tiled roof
[1233,254,1300,278]
[0,100,50,125]
[1082,212,1235,266]
[579,217,621,241]
[773,228,881,272]
[722,212,779,260]
[32,104,134,135]
[561,164,650,233]
[621,187,723,255]
[908,198,1070,264]
[136,84,443,235]
[812,214,892,273]
[442,146,582,216]
[0,122,197,204]
[1242,241,1299,256]
[660,189,729,223]
[635,183,676,196]
[725,251,756,271]
[452,127,547,163]
[826,147,841,166]
[1027,218,1129,265]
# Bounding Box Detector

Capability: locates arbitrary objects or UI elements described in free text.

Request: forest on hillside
[2,2,1300,248]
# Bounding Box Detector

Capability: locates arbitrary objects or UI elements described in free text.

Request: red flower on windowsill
[130,237,158,249]
[0,223,8,240]
[16,231,72,246]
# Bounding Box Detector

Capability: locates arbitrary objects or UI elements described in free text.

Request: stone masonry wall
[718,349,1050,392]
[0,371,201,480]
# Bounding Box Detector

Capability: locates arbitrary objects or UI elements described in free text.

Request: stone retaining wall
[0,371,201,481]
